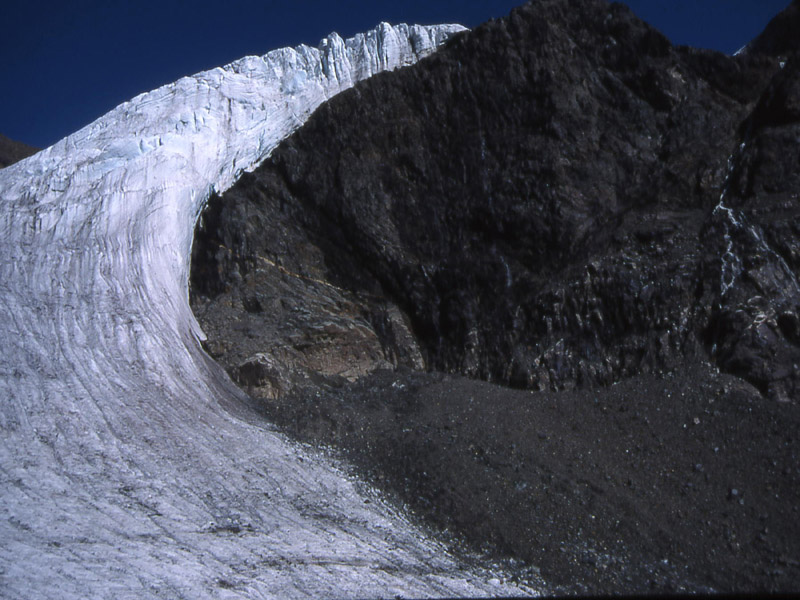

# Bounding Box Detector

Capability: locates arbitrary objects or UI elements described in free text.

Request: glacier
[0,22,536,599]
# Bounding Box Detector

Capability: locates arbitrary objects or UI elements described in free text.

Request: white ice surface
[0,23,537,599]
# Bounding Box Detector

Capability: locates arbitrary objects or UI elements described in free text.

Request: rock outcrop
[0,133,37,168]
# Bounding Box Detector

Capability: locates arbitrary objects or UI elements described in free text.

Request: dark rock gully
[190,0,800,594]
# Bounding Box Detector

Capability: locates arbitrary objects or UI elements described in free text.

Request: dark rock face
[0,133,38,168]
[192,0,797,399]
[190,0,800,593]
[705,55,800,402]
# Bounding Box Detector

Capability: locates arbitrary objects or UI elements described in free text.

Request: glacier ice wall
[0,22,533,599]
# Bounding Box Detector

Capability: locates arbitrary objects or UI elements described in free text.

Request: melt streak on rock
[0,22,528,599]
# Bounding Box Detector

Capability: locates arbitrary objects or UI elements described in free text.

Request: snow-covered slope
[0,23,534,598]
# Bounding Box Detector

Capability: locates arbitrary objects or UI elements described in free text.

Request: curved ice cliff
[0,23,532,599]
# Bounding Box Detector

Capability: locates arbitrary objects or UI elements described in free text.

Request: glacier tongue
[0,22,531,599]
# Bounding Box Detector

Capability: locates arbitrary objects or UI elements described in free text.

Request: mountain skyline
[2,0,791,149]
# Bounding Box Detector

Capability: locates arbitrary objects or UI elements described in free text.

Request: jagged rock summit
[0,21,537,600]
[192,0,800,593]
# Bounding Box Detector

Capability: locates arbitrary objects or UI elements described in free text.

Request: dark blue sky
[1,0,790,149]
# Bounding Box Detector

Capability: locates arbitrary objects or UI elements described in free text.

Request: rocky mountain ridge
[191,0,800,593]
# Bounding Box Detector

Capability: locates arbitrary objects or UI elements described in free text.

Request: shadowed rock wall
[192,0,800,401]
